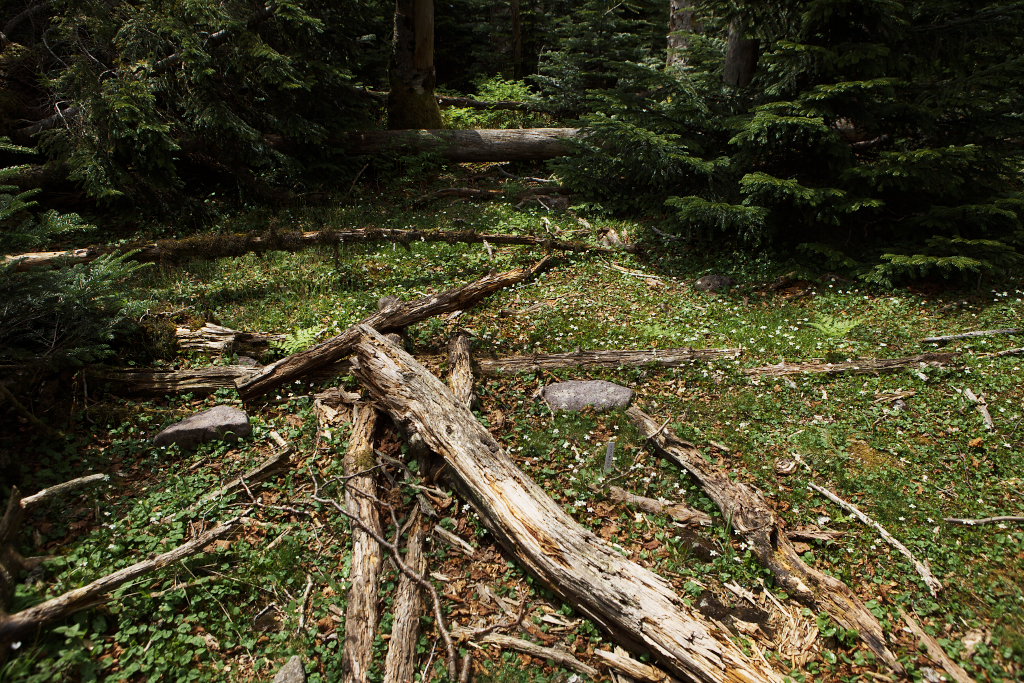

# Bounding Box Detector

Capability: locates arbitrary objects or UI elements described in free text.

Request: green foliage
[271,324,326,356]
[441,76,548,129]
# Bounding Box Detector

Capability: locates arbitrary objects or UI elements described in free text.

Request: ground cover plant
[1,169,1022,681]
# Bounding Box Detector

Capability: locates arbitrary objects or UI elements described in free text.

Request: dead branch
[594,647,673,682]
[0,517,244,642]
[477,346,741,376]
[20,474,108,509]
[382,507,429,683]
[341,406,383,683]
[606,486,712,527]
[944,516,1024,526]
[746,352,957,377]
[963,389,995,431]
[898,608,974,683]
[349,325,782,682]
[629,407,905,675]
[468,633,600,678]
[237,258,550,401]
[982,347,1024,358]
[922,329,1022,344]
[808,482,942,596]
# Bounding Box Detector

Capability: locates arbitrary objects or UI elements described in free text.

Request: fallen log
[340,128,578,162]
[0,517,243,642]
[349,325,781,682]
[628,407,905,675]
[447,334,477,409]
[5,225,626,271]
[478,347,741,375]
[85,365,261,396]
[382,509,429,683]
[176,324,285,357]
[607,486,713,527]
[595,647,673,682]
[746,352,957,377]
[466,632,600,678]
[237,258,550,401]
[922,328,1022,344]
[341,406,383,683]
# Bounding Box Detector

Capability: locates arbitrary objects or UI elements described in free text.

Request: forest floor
[4,169,1024,682]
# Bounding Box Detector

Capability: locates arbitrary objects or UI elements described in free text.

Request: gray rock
[272,656,306,683]
[693,274,734,292]
[153,405,252,449]
[542,380,634,412]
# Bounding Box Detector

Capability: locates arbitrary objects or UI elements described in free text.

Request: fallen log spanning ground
[478,347,742,375]
[5,225,626,271]
[349,325,781,682]
[628,407,905,676]
[382,508,428,683]
[746,352,957,377]
[341,406,383,683]
[921,328,1022,344]
[340,128,579,162]
[176,324,285,357]
[0,518,243,642]
[237,258,550,401]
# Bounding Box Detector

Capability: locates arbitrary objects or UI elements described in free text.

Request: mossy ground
[3,171,1023,682]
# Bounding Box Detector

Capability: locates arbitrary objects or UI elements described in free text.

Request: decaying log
[477,347,741,376]
[176,324,285,357]
[382,508,429,683]
[340,128,578,162]
[607,486,712,527]
[349,325,781,682]
[341,406,383,683]
[746,352,957,377]
[922,329,1022,344]
[5,225,629,271]
[898,608,974,683]
[447,335,477,409]
[809,483,942,596]
[86,365,259,396]
[237,258,550,401]
[0,518,243,642]
[628,407,905,675]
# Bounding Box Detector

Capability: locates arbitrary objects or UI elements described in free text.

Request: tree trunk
[628,407,905,675]
[388,0,444,129]
[349,326,781,682]
[510,0,523,78]
[667,0,697,68]
[341,128,578,162]
[723,20,759,87]
[341,406,383,683]
[236,258,549,401]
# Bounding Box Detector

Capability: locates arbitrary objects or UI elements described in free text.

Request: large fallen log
[746,352,957,377]
[340,128,578,162]
[5,225,626,271]
[237,259,550,401]
[341,406,383,683]
[349,325,781,682]
[627,407,904,675]
[176,324,285,357]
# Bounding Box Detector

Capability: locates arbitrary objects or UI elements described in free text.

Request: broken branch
[921,329,1022,344]
[746,352,957,377]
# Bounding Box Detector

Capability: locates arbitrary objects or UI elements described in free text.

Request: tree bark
[447,334,477,409]
[667,0,697,68]
[341,406,383,683]
[176,323,285,357]
[628,407,905,675]
[723,21,759,87]
[341,128,578,162]
[236,258,549,401]
[6,223,611,271]
[349,325,782,682]
[388,0,444,129]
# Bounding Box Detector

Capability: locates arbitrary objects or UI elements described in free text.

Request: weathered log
[595,647,673,682]
[447,335,477,409]
[0,518,243,642]
[237,258,549,401]
[607,486,712,527]
[382,508,429,683]
[628,407,904,675]
[341,406,383,683]
[176,324,285,357]
[85,365,261,396]
[6,226,619,272]
[921,328,1022,344]
[478,346,741,375]
[340,128,578,162]
[349,325,781,682]
[745,352,957,377]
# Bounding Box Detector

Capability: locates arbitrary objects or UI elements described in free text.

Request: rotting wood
[944,516,1024,526]
[898,608,975,683]
[176,323,285,357]
[86,365,261,396]
[237,258,550,401]
[607,486,712,527]
[628,407,905,675]
[447,334,477,409]
[477,346,741,375]
[0,518,243,642]
[921,329,1022,344]
[341,405,383,683]
[382,508,429,683]
[746,352,957,377]
[340,128,578,162]
[464,632,600,678]
[349,325,782,682]
[595,647,673,682]
[5,225,630,271]
[963,388,995,431]
[808,482,942,596]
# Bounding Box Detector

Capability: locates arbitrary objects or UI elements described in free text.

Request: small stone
[541,380,634,412]
[694,274,734,292]
[272,656,306,683]
[153,405,251,449]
